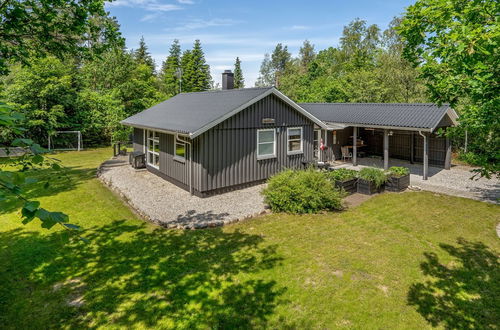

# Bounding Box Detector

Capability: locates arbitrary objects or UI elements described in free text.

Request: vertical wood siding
[133,128,144,152]
[196,94,315,193]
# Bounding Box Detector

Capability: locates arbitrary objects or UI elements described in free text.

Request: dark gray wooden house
[122,71,458,196]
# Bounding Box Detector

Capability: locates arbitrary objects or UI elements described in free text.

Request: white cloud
[167,18,242,31]
[107,0,182,12]
[289,25,310,30]
[140,13,161,22]
[177,0,194,4]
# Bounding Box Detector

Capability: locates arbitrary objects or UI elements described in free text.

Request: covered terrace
[302,103,459,180]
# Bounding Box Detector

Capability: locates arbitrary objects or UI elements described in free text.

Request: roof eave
[325,121,433,132]
[121,121,190,137]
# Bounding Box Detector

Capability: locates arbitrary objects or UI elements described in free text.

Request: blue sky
[105,0,415,86]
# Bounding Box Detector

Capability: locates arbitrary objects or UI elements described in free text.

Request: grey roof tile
[121,87,273,134]
[299,103,451,130]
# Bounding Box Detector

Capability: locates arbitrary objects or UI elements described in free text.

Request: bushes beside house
[262,168,345,214]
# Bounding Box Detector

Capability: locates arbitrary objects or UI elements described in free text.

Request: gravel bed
[97,156,268,229]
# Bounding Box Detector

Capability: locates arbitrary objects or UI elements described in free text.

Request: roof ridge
[179,86,273,96]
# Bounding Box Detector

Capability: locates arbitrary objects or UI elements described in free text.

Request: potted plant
[327,168,358,194]
[357,167,387,195]
[386,166,410,192]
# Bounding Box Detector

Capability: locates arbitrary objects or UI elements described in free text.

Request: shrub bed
[327,168,358,194]
[357,167,387,195]
[262,168,345,214]
[386,166,410,192]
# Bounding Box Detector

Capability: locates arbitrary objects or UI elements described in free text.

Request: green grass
[1,148,499,329]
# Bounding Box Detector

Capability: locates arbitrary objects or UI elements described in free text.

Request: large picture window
[147,130,160,168]
[287,127,303,155]
[257,129,276,159]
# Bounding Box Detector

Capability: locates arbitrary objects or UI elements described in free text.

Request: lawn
[0,148,499,329]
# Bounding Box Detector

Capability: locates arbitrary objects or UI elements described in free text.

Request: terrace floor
[333,157,499,204]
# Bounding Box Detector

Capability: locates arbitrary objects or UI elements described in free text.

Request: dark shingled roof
[299,103,453,130]
[121,87,273,134]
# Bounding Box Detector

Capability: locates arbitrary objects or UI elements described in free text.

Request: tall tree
[0,0,111,75]
[271,43,291,87]
[299,40,316,69]
[133,36,155,74]
[255,53,274,87]
[160,39,182,96]
[180,40,211,92]
[233,57,244,88]
[2,57,78,143]
[399,0,499,178]
[340,18,380,68]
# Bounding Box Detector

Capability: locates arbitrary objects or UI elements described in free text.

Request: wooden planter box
[386,174,410,192]
[334,178,358,195]
[357,179,383,195]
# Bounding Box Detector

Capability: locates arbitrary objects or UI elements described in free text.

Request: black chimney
[222,70,234,90]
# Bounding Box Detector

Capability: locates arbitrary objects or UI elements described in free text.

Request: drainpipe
[176,133,193,195]
[418,131,428,180]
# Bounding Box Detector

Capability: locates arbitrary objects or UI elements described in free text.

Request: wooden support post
[383,129,389,170]
[445,135,452,170]
[421,132,429,180]
[410,132,414,164]
[353,127,357,166]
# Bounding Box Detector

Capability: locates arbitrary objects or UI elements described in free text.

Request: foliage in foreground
[262,168,344,214]
[0,102,78,232]
[399,0,499,179]
[358,167,388,188]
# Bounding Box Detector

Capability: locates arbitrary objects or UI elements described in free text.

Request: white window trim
[146,130,160,169]
[174,140,186,163]
[287,127,303,155]
[313,129,321,159]
[257,128,276,160]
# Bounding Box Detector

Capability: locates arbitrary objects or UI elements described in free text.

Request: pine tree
[299,40,316,69]
[160,39,182,96]
[181,40,211,92]
[233,57,244,88]
[134,36,155,73]
[180,49,192,92]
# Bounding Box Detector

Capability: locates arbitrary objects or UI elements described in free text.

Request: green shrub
[262,168,345,214]
[388,166,410,177]
[327,168,358,182]
[358,167,387,188]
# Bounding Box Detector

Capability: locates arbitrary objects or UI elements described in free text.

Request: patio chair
[341,146,352,162]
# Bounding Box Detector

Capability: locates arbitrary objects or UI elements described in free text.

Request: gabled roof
[121,87,327,138]
[299,103,458,132]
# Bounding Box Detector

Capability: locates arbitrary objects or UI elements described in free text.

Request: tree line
[0,15,245,147]
[255,17,428,104]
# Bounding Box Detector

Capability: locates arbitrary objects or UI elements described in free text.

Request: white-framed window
[257,128,276,159]
[174,140,186,162]
[313,129,321,159]
[146,130,160,168]
[287,127,303,155]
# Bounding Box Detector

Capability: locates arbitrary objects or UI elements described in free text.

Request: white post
[353,127,357,166]
[464,130,468,153]
[419,131,428,180]
[383,129,389,170]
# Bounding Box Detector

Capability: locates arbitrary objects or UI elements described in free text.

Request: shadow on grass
[0,165,96,215]
[407,238,499,329]
[0,221,284,329]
